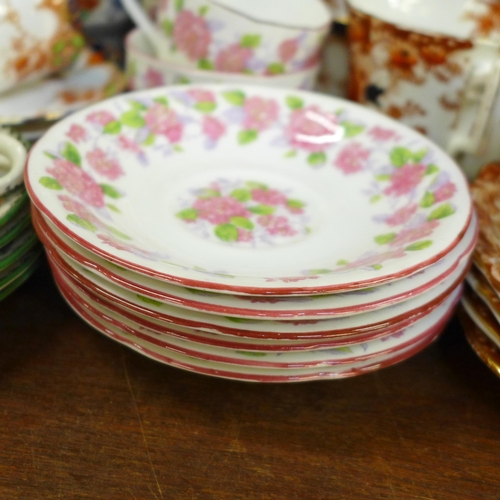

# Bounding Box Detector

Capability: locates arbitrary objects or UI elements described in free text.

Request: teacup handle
[447,41,500,160]
[121,0,166,55]
[0,132,27,196]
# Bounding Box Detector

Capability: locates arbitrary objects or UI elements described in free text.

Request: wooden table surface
[1,258,499,499]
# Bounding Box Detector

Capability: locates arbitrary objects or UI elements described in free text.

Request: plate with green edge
[0,228,39,272]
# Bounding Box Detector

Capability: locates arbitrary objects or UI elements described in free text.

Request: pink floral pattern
[176,179,309,246]
[86,110,116,126]
[202,116,226,141]
[144,68,164,88]
[215,44,253,73]
[144,102,183,143]
[367,126,401,141]
[385,204,418,226]
[173,10,211,61]
[86,148,124,180]
[66,124,87,144]
[389,220,439,247]
[279,39,299,63]
[384,164,427,197]
[334,143,370,174]
[243,97,279,131]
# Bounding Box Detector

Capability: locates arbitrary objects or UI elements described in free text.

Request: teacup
[121,0,332,76]
[0,131,27,196]
[125,29,321,90]
[0,0,85,95]
[347,0,500,180]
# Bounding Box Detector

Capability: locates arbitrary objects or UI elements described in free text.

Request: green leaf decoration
[230,188,251,202]
[136,294,163,307]
[420,191,435,208]
[177,76,191,84]
[248,205,275,215]
[374,233,396,245]
[372,264,382,270]
[370,194,382,204]
[412,149,428,162]
[106,204,120,213]
[39,176,62,190]
[173,144,183,152]
[427,203,455,220]
[375,174,392,181]
[222,90,246,106]
[61,142,81,167]
[286,96,304,110]
[341,121,365,138]
[153,96,169,106]
[230,216,254,230]
[142,133,155,146]
[106,226,131,240]
[44,152,57,160]
[162,19,174,36]
[197,59,214,70]
[103,120,121,134]
[215,223,239,242]
[121,110,146,128]
[240,34,261,48]
[66,214,97,232]
[390,146,412,167]
[267,62,285,75]
[425,164,439,175]
[238,129,258,145]
[199,5,209,15]
[284,150,297,158]
[175,0,184,11]
[176,208,198,221]
[100,184,122,199]
[225,316,255,323]
[246,181,268,190]
[405,240,433,251]
[307,151,326,166]
[334,347,353,354]
[337,259,349,266]
[129,100,147,111]
[194,101,217,113]
[309,269,332,275]
[286,199,305,209]
[236,351,267,357]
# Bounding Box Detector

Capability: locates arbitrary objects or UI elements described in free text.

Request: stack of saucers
[25,85,475,382]
[459,163,500,378]
[0,130,42,301]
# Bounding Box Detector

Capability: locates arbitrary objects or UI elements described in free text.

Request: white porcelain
[0,0,85,95]
[121,0,331,76]
[0,132,27,195]
[347,0,500,180]
[125,29,321,91]
[0,49,127,126]
[35,205,478,318]
[26,85,472,295]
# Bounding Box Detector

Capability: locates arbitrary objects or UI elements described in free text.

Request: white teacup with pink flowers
[121,0,332,75]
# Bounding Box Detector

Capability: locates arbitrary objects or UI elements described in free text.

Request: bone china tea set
[2,0,499,381]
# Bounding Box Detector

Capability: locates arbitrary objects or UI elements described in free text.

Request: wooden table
[1,258,499,499]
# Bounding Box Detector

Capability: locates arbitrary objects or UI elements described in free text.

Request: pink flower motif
[202,115,226,141]
[389,220,439,247]
[117,135,141,154]
[302,51,321,69]
[237,228,253,242]
[187,89,216,103]
[66,124,87,143]
[86,110,116,126]
[258,215,296,236]
[173,10,211,61]
[144,67,164,88]
[58,195,101,226]
[193,196,250,224]
[384,164,427,197]
[86,148,124,181]
[215,43,253,73]
[251,188,286,205]
[285,105,340,152]
[368,126,401,141]
[47,158,105,208]
[433,181,456,202]
[243,97,279,131]
[385,204,418,226]
[279,38,299,63]
[338,247,407,270]
[334,142,370,174]
[144,103,183,143]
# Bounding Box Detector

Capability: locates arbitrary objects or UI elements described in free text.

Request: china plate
[0,228,39,271]
[0,190,28,227]
[33,205,477,318]
[0,50,127,126]
[54,271,448,382]
[26,84,472,295]
[0,204,31,248]
[54,265,461,365]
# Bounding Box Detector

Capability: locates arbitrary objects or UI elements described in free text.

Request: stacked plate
[25,85,475,382]
[460,162,500,378]
[0,130,42,301]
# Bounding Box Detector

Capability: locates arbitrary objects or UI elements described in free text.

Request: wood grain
[1,258,499,499]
